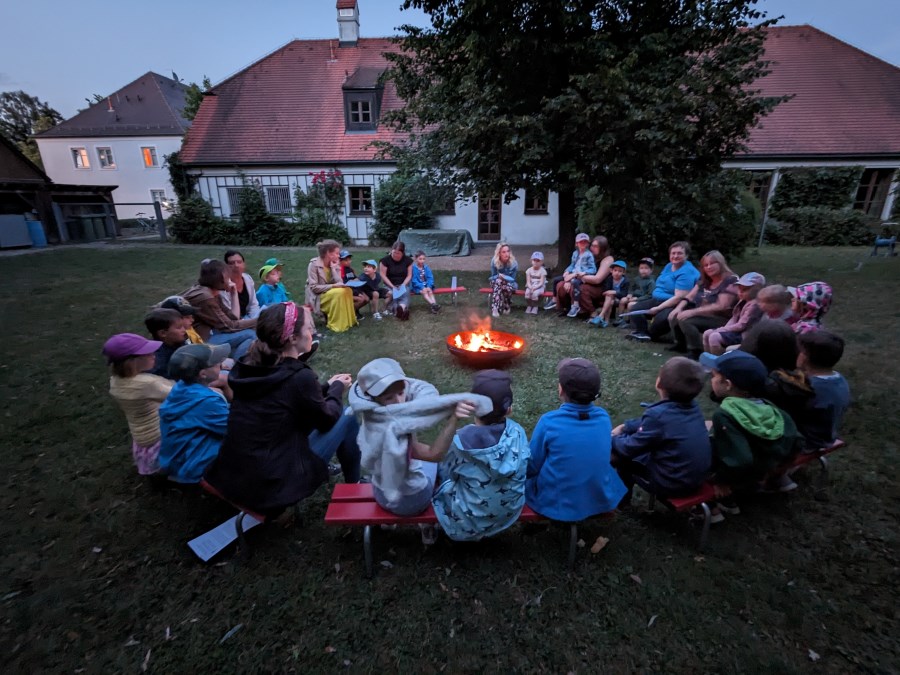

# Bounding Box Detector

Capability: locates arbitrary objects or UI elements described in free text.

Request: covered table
[398,229,474,257]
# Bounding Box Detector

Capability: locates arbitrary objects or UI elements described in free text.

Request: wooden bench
[324,482,581,577]
[413,276,467,305]
[635,439,847,551]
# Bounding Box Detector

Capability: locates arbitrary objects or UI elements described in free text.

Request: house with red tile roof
[180,4,899,245]
[36,72,191,222]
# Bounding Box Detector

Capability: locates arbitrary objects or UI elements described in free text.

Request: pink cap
[102,333,161,364]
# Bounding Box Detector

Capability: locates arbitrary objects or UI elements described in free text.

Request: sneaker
[717,499,741,515]
[544,300,557,311]
[430,303,441,314]
[373,312,382,320]
[625,332,651,342]
[419,524,437,545]
[691,505,724,524]
[763,474,798,493]
[327,462,342,476]
[492,309,500,318]
[588,316,608,328]
[566,306,580,318]
[502,308,510,315]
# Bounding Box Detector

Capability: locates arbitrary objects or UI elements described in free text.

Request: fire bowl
[446,329,525,367]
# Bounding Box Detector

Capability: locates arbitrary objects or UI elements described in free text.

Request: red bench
[199,479,270,558]
[324,483,581,577]
[636,439,847,551]
[478,287,554,298]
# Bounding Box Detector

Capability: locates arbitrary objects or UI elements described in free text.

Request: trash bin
[26,220,48,248]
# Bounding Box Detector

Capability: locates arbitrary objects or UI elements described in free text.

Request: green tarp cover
[398,229,474,257]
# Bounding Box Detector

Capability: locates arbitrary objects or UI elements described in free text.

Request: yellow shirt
[109,374,173,446]
[186,326,203,344]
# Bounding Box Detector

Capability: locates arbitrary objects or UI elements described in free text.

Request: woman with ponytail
[204,302,361,516]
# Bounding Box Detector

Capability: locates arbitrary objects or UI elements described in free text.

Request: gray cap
[168,343,230,381]
[736,272,766,287]
[357,357,406,397]
[530,251,544,261]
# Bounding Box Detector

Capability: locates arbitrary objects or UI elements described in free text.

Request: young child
[564,233,598,317]
[797,330,850,450]
[611,357,711,501]
[354,259,386,320]
[144,308,188,377]
[703,272,765,354]
[338,250,357,283]
[790,281,833,334]
[349,358,492,526]
[525,358,627,521]
[431,370,530,541]
[102,333,173,475]
[256,258,291,307]
[524,251,548,315]
[701,350,802,505]
[158,344,230,484]
[615,257,655,327]
[589,260,630,327]
[160,296,203,344]
[756,284,797,327]
[410,250,441,314]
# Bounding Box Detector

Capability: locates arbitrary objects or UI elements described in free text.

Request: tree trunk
[556,187,576,271]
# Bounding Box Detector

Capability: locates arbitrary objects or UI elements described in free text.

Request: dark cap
[160,295,196,316]
[558,357,601,402]
[639,257,655,267]
[471,369,513,422]
[700,350,768,395]
[167,343,230,381]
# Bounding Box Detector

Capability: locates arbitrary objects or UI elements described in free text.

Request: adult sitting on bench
[204,302,361,521]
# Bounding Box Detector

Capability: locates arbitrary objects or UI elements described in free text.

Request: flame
[452,329,523,353]
[513,340,522,349]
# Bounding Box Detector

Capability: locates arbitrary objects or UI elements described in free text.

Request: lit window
[349,186,373,215]
[71,147,90,169]
[141,146,159,167]
[97,147,116,169]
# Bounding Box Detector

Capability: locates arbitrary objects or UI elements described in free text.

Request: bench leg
[816,455,830,494]
[235,512,252,560]
[567,523,578,569]
[648,494,657,511]
[363,525,373,579]
[697,502,711,552]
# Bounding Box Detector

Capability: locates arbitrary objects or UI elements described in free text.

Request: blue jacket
[565,249,597,275]
[489,261,519,290]
[410,263,435,293]
[159,382,229,483]
[526,403,627,521]
[611,400,711,495]
[256,282,291,307]
[433,419,530,541]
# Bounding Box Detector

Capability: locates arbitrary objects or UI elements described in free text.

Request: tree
[0,90,63,169]
[383,0,784,263]
[183,76,212,122]
[371,171,449,244]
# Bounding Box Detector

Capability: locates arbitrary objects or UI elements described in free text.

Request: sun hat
[357,358,407,397]
[471,369,513,421]
[699,350,768,394]
[557,357,601,401]
[167,343,230,381]
[160,295,196,316]
[735,272,766,287]
[611,260,627,270]
[575,233,590,243]
[102,333,161,364]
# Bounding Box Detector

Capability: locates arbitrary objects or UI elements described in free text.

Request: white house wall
[191,166,562,246]
[36,135,183,220]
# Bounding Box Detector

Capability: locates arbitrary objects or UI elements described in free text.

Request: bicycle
[134,212,158,233]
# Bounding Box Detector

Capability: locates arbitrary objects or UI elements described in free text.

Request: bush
[166,197,229,244]
[764,207,876,246]
[769,166,862,212]
[293,170,350,245]
[234,181,294,246]
[370,172,448,245]
[576,171,757,262]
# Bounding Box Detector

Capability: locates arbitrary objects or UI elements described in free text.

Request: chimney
[336,0,359,47]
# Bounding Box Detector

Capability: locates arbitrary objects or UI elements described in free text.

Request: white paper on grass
[187,514,263,562]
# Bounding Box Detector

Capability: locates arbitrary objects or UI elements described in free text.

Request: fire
[452,329,520,353]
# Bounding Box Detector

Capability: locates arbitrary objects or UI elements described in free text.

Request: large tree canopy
[383,0,783,261]
[0,90,63,170]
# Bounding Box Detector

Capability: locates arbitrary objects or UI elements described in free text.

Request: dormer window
[343,67,384,133]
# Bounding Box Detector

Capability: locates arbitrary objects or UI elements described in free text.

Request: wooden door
[478,194,501,241]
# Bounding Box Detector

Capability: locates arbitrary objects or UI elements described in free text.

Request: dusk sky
[3,0,898,118]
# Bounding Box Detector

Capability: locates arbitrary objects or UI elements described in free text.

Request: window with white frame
[141,146,159,168]
[348,186,373,215]
[265,186,292,214]
[71,147,90,169]
[226,187,244,216]
[96,147,116,169]
[150,189,167,205]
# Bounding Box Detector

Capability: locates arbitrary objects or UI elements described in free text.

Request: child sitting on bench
[797,330,850,451]
[350,358,492,543]
[611,357,711,503]
[701,351,803,516]
[431,370,530,541]
[410,250,442,314]
[525,358,627,521]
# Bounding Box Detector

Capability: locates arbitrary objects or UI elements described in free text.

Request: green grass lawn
[1,245,898,672]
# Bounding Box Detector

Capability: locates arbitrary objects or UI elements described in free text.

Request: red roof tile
[744,25,900,158]
[180,26,900,167]
[180,38,405,165]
